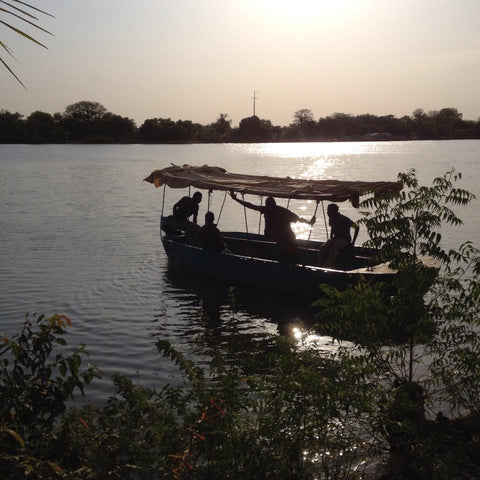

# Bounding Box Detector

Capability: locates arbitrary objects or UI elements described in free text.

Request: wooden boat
[144,165,402,300]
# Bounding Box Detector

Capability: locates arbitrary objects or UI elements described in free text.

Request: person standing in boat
[229,192,315,262]
[316,203,359,268]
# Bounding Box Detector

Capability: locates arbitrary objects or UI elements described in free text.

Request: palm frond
[1,55,25,87]
[0,8,52,36]
[12,0,54,18]
[0,20,48,48]
[0,0,38,20]
[0,39,15,56]
[1,1,53,86]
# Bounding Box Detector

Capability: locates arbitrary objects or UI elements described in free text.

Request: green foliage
[0,313,100,478]
[52,375,184,479]
[155,335,377,480]
[0,314,375,479]
[314,169,480,477]
[0,314,100,439]
[361,169,475,265]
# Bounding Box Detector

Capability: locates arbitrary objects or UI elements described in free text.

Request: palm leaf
[1,0,53,85]
[0,55,25,87]
[12,0,54,18]
[0,7,52,36]
[0,0,39,20]
[0,39,15,56]
[0,20,48,48]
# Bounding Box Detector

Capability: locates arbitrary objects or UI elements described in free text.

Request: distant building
[362,132,393,140]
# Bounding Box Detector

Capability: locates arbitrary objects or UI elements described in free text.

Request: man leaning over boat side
[173,191,202,224]
[316,203,359,268]
[162,191,203,235]
[229,192,315,262]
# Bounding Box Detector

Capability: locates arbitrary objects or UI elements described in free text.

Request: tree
[63,101,107,122]
[412,108,435,138]
[234,115,273,142]
[434,107,463,138]
[0,109,25,142]
[317,112,354,139]
[292,109,317,140]
[61,101,133,143]
[292,109,314,128]
[137,117,197,143]
[25,110,56,143]
[211,113,232,137]
[98,113,136,143]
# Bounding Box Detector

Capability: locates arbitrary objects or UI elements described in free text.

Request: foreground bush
[1,314,376,479]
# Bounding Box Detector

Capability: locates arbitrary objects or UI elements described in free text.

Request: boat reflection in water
[161,263,342,356]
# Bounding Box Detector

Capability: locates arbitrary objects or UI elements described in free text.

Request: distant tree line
[1,101,480,144]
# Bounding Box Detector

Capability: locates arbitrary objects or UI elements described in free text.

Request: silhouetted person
[161,191,203,235]
[317,203,359,268]
[173,191,202,223]
[230,192,315,262]
[199,211,226,253]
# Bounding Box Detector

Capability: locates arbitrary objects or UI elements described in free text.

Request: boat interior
[165,228,380,272]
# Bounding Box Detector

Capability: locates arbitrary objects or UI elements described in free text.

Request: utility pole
[252,91,258,116]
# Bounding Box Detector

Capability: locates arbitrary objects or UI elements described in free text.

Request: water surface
[1,141,479,401]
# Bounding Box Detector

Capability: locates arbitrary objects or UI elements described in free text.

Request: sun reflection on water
[243,142,374,160]
[291,325,349,353]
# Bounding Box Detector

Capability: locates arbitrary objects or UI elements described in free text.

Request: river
[1,141,479,402]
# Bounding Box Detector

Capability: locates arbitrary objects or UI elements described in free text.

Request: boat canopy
[144,164,402,205]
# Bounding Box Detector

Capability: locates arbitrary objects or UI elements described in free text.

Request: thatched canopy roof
[144,164,401,206]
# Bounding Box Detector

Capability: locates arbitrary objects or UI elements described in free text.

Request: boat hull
[161,233,395,300]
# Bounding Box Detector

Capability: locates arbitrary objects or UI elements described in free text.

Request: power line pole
[252,91,258,116]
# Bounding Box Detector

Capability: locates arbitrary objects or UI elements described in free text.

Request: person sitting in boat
[199,211,227,253]
[163,191,203,235]
[229,192,315,262]
[316,203,359,268]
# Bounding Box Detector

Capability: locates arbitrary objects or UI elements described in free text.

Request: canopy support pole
[208,190,212,211]
[161,184,166,216]
[160,183,167,238]
[308,200,320,241]
[321,201,329,240]
[286,198,291,209]
[216,191,227,227]
[257,196,263,234]
[188,185,191,197]
[242,194,249,234]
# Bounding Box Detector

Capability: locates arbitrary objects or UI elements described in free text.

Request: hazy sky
[1,0,480,126]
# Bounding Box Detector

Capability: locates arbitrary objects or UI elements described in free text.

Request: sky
[1,0,480,127]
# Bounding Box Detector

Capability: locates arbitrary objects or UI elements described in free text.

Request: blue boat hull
[162,233,395,300]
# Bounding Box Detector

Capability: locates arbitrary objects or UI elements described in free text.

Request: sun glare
[256,0,358,24]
